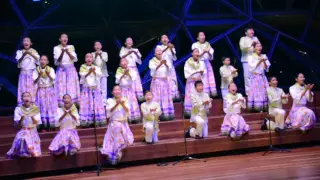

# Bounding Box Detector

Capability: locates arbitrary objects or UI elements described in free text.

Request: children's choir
[7,30,317,164]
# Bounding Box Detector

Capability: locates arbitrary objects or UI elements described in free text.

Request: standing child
[92,41,109,105]
[54,33,80,106]
[119,37,144,102]
[221,83,249,140]
[285,73,316,132]
[184,48,206,117]
[49,94,81,156]
[101,85,134,165]
[79,53,106,127]
[141,91,162,144]
[7,92,42,158]
[149,47,175,121]
[247,43,270,112]
[33,55,58,132]
[219,57,238,99]
[185,81,212,139]
[16,37,40,105]
[191,32,217,97]
[115,58,141,123]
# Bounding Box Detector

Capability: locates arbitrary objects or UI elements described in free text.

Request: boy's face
[94,42,102,51]
[229,83,237,94]
[223,58,231,65]
[125,38,133,48]
[195,83,203,92]
[23,38,31,49]
[40,56,48,67]
[85,53,93,65]
[120,58,128,68]
[145,92,153,101]
[63,94,71,105]
[161,35,169,45]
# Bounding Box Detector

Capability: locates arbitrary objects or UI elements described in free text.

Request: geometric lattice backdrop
[0,0,319,106]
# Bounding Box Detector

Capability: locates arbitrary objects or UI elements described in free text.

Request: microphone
[298,51,307,55]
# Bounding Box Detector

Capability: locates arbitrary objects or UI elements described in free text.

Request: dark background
[0,0,319,106]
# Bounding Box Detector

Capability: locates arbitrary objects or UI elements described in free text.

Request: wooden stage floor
[30,146,320,180]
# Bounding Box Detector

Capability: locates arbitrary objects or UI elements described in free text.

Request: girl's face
[255,43,262,54]
[296,73,305,85]
[269,77,278,87]
[192,49,200,60]
[161,35,169,45]
[113,86,122,98]
[23,38,31,49]
[40,56,48,68]
[155,48,162,59]
[125,38,133,48]
[228,83,238,94]
[63,94,72,105]
[120,58,128,68]
[85,53,93,65]
[94,42,102,51]
[223,58,231,65]
[22,92,32,105]
[145,92,153,101]
[195,83,204,92]
[59,34,68,45]
[198,32,206,42]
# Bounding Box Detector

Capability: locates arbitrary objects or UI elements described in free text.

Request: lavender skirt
[79,87,106,127]
[128,66,144,102]
[17,70,37,106]
[121,86,141,123]
[184,79,197,117]
[247,74,268,112]
[7,128,42,158]
[286,105,316,131]
[203,60,217,97]
[49,129,81,156]
[221,114,250,139]
[101,121,134,165]
[35,86,58,128]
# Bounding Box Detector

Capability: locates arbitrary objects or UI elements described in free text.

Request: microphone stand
[92,89,101,176]
[172,94,206,165]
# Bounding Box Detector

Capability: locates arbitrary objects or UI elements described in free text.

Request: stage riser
[0,128,319,176]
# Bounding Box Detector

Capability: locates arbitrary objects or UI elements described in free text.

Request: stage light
[33,0,41,2]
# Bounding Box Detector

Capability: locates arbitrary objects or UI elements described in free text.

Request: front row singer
[101,85,134,165]
[185,81,212,139]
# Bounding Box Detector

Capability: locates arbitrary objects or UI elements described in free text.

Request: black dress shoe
[261,118,268,131]
[185,126,192,138]
[274,127,281,132]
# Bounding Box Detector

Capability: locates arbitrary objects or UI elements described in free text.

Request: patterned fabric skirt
[49,129,81,156]
[184,79,197,117]
[286,105,316,131]
[101,121,134,165]
[169,68,180,101]
[128,66,144,102]
[151,78,175,121]
[17,70,37,106]
[55,64,80,106]
[79,87,106,127]
[203,60,217,97]
[100,76,108,105]
[221,114,250,139]
[247,74,268,112]
[7,128,41,158]
[121,86,141,123]
[35,86,58,129]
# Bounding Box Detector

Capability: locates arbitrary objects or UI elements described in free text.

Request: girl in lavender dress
[119,37,144,102]
[247,42,270,112]
[221,83,249,140]
[285,73,316,132]
[16,37,40,105]
[101,85,134,165]
[54,33,80,106]
[7,92,42,158]
[79,53,106,127]
[115,58,141,123]
[33,55,58,132]
[49,94,81,156]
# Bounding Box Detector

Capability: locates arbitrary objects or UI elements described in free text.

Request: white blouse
[53,45,78,66]
[239,36,260,62]
[32,66,56,87]
[223,93,246,114]
[248,53,271,74]
[289,84,314,106]
[184,57,206,80]
[219,65,238,88]
[149,57,172,78]
[105,97,130,121]
[115,67,137,87]
[56,107,80,130]
[191,42,214,61]
[14,106,41,128]
[267,87,288,113]
[190,92,212,122]
[141,101,162,121]
[91,51,109,77]
[157,44,177,65]
[79,64,102,87]
[15,49,40,70]
[119,47,142,67]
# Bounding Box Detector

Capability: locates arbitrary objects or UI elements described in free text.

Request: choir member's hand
[150,108,156,113]
[168,43,174,48]
[309,84,315,90]
[203,100,210,105]
[129,50,135,55]
[31,116,37,124]
[40,71,45,77]
[45,69,50,76]
[204,48,209,52]
[124,69,129,75]
[161,60,167,65]
[95,52,99,59]
[120,100,125,106]
[238,97,245,103]
[116,99,121,104]
[305,84,312,90]
[200,70,204,76]
[64,110,68,115]
[232,69,238,74]
[61,48,66,52]
[281,94,289,99]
